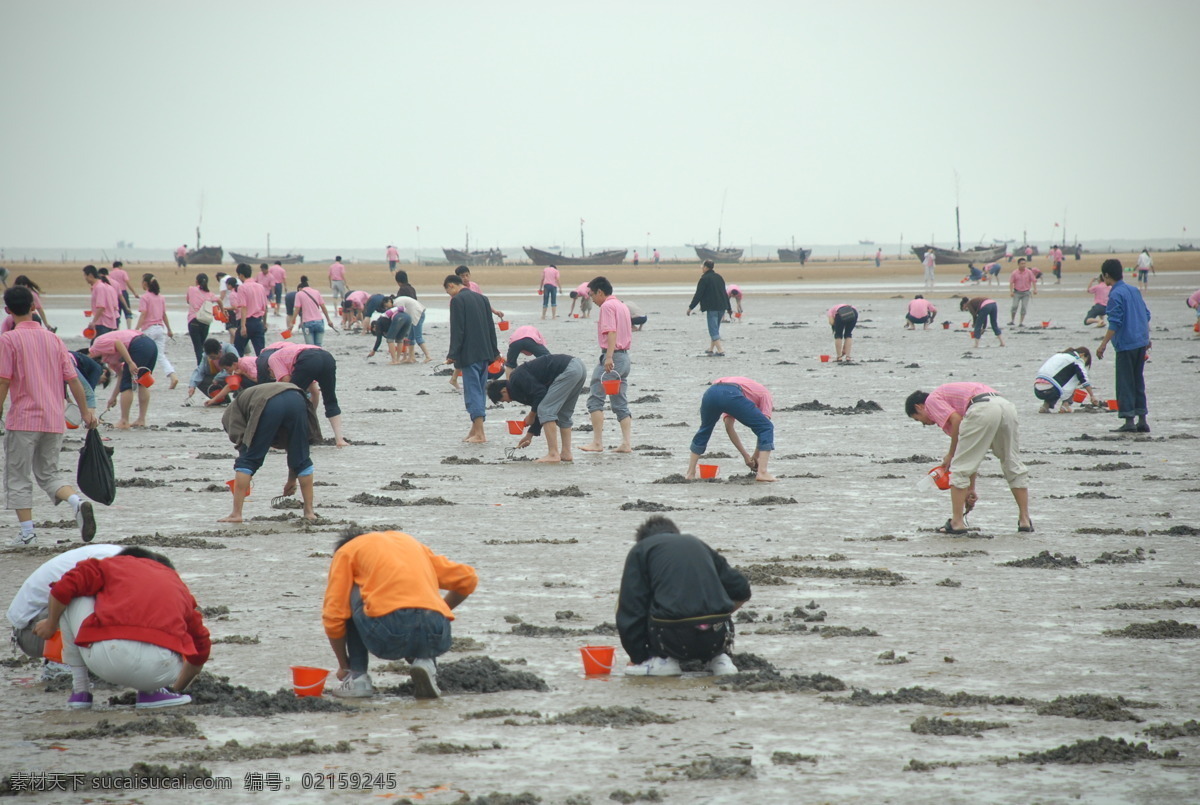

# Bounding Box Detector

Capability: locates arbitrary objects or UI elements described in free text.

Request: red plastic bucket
[601,372,621,395]
[280,329,293,339]
[498,320,511,331]
[43,630,64,663]
[579,646,614,676]
[488,358,504,374]
[1042,321,1050,328]
[226,479,250,497]
[136,368,155,388]
[927,466,951,490]
[507,420,526,435]
[698,464,719,479]
[942,321,951,329]
[1072,388,1087,404]
[1106,399,1119,411]
[290,666,329,697]
[83,327,96,339]
[225,375,243,390]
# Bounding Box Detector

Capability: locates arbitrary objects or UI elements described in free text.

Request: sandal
[935,519,969,535]
[1017,521,1035,533]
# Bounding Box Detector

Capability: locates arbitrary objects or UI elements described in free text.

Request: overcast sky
[2,1,1197,252]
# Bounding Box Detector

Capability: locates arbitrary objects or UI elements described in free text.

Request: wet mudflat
[2,287,1199,803]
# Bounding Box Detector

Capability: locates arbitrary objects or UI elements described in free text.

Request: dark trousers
[973,302,1001,339]
[291,349,340,418]
[188,319,210,364]
[832,307,858,338]
[649,615,734,663]
[234,315,266,356]
[233,389,312,475]
[345,586,451,674]
[1115,346,1148,419]
[118,335,158,391]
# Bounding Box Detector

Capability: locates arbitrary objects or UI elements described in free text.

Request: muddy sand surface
[3,281,1199,804]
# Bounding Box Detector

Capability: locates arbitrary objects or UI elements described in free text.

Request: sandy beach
[2,260,1198,804]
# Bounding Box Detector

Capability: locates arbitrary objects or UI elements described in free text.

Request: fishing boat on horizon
[443,228,506,265]
[228,251,305,265]
[522,245,627,266]
[910,244,1005,265]
[691,244,743,263]
[186,246,223,265]
[777,247,812,264]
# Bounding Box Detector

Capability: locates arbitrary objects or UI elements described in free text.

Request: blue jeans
[973,302,1001,339]
[118,335,159,392]
[301,319,325,346]
[235,315,266,356]
[234,389,313,477]
[705,310,723,341]
[689,383,774,454]
[542,285,558,307]
[586,351,631,420]
[345,586,451,674]
[462,361,488,420]
[410,311,426,345]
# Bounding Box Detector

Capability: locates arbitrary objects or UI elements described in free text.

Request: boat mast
[267,233,271,258]
[465,225,470,253]
[954,170,962,250]
[580,218,585,257]
[717,188,728,252]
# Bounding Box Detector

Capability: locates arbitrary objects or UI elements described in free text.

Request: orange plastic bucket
[1072,388,1087,403]
[290,666,329,697]
[226,479,250,497]
[927,466,951,490]
[1042,321,1050,328]
[601,372,621,395]
[488,358,503,374]
[507,420,526,435]
[498,320,511,331]
[962,322,970,328]
[83,309,93,316]
[1106,399,1119,411]
[83,327,96,339]
[819,355,830,363]
[579,646,614,676]
[698,464,719,479]
[43,630,64,663]
[280,329,293,339]
[225,375,243,390]
[942,321,950,329]
[136,368,155,388]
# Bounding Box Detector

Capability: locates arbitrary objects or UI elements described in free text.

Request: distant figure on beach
[1074,243,1083,260]
[328,256,347,302]
[1005,246,1013,262]
[687,260,732,356]
[1050,245,1064,284]
[1008,258,1037,327]
[960,296,1005,349]
[538,264,560,320]
[964,263,984,284]
[633,250,639,266]
[568,282,593,318]
[488,353,586,463]
[1096,259,1151,433]
[618,516,750,677]
[904,294,937,329]
[386,245,400,270]
[826,303,858,361]
[653,248,660,265]
[1035,347,1098,413]
[269,261,287,313]
[322,530,477,699]
[1136,248,1154,289]
[1024,245,1033,261]
[1187,287,1200,334]
[726,284,743,319]
[443,274,501,444]
[136,274,178,389]
[107,262,135,327]
[580,276,633,454]
[985,261,1002,285]
[0,267,8,289]
[503,324,550,376]
[905,383,1032,535]
[875,248,882,267]
[174,244,187,269]
[686,376,776,482]
[922,249,936,287]
[1085,275,1110,327]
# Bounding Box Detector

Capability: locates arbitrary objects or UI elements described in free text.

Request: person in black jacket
[443,275,501,443]
[486,353,586,463]
[686,260,733,356]
[617,516,751,677]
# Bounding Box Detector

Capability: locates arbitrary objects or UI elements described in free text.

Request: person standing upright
[174,245,187,270]
[268,261,287,314]
[328,256,347,303]
[443,274,500,444]
[686,260,732,356]
[83,266,120,339]
[386,245,400,271]
[1136,248,1154,290]
[233,263,268,356]
[922,248,936,287]
[1051,245,1064,284]
[580,276,633,454]
[1096,259,1151,433]
[1008,258,1037,326]
[108,262,136,328]
[875,248,882,268]
[538,264,560,320]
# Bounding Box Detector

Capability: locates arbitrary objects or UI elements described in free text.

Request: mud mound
[631,394,660,404]
[194,452,229,460]
[676,756,756,780]
[484,538,578,545]
[737,563,907,585]
[415,741,503,755]
[213,634,259,645]
[510,622,591,638]
[825,399,884,415]
[609,789,664,803]
[878,454,939,464]
[1153,524,1200,536]
[652,474,697,484]
[348,492,402,506]
[730,652,776,672]
[443,456,483,465]
[748,496,797,505]
[1093,548,1147,564]
[175,738,352,762]
[382,479,419,490]
[1074,527,1147,536]
[42,717,202,740]
[619,500,677,512]
[910,716,1009,736]
[1069,462,1140,471]
[202,605,231,618]
[1142,720,1200,740]
[718,669,846,694]
[367,385,397,391]
[935,578,962,587]
[116,477,168,488]
[771,752,818,765]
[816,626,879,638]
[1104,620,1200,639]
[1001,551,1082,569]
[737,566,789,585]
[1013,736,1173,764]
[1035,695,1155,722]
[511,485,586,499]
[391,657,548,695]
[117,534,227,550]
[548,706,676,727]
[1102,599,1200,611]
[0,763,214,795]
[839,686,1030,707]
[131,671,349,716]
[776,400,831,412]
[462,708,543,721]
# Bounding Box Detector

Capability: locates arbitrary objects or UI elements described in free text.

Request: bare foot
[611,444,632,453]
[132,419,147,428]
[685,473,697,480]
[217,514,243,523]
[422,357,432,363]
[169,375,179,390]
[755,473,778,482]
[534,454,562,463]
[336,439,349,448]
[303,512,318,522]
[389,361,402,365]
[560,453,574,462]
[579,443,604,452]
[464,435,487,443]
[115,421,132,430]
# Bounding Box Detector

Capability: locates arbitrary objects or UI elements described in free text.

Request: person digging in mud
[503,324,551,378]
[32,547,209,711]
[685,376,776,482]
[617,515,750,677]
[322,529,477,700]
[87,328,158,429]
[580,276,634,453]
[260,342,350,447]
[906,383,1032,535]
[826,303,858,362]
[960,296,1005,349]
[1034,347,1100,413]
[487,353,586,463]
[443,274,501,443]
[219,382,321,523]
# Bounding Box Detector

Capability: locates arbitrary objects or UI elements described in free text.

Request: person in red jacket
[33,547,210,710]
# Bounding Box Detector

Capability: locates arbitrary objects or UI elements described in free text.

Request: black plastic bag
[76,428,116,506]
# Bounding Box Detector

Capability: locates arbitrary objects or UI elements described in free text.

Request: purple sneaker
[67,691,93,710]
[135,688,192,709]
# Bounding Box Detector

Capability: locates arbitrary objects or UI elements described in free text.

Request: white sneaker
[8,531,36,547]
[409,658,441,699]
[330,672,375,698]
[706,653,739,676]
[623,656,682,677]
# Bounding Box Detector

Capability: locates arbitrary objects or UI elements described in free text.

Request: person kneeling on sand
[487,353,586,463]
[618,516,750,677]
[32,546,209,710]
[220,382,322,523]
[322,529,477,699]
[686,376,776,482]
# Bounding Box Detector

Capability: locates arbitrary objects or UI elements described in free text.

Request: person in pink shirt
[328,257,347,302]
[262,343,347,447]
[454,266,504,318]
[1085,274,1111,327]
[505,325,550,377]
[185,274,218,364]
[580,276,633,454]
[726,284,744,319]
[686,377,776,482]
[233,264,268,355]
[1188,287,1200,334]
[653,248,660,264]
[960,296,1005,348]
[88,329,158,429]
[268,261,287,311]
[106,262,136,327]
[0,286,99,546]
[12,276,54,332]
[83,266,120,339]
[1008,257,1038,326]
[204,353,260,407]
[287,276,337,346]
[135,274,178,389]
[904,295,937,329]
[568,282,593,318]
[826,304,858,362]
[906,383,1032,535]
[386,245,400,270]
[341,290,371,331]
[175,245,188,269]
[538,264,561,320]
[1051,246,1064,284]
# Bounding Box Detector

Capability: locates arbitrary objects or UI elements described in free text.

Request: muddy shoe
[409,658,441,699]
[8,530,36,547]
[76,501,96,543]
[706,654,739,676]
[136,688,192,709]
[624,656,682,677]
[67,691,93,710]
[330,672,375,699]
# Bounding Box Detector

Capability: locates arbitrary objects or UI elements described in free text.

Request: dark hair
[99,267,110,277]
[1067,346,1093,368]
[195,273,210,292]
[298,275,310,289]
[4,286,34,316]
[904,390,930,417]
[219,352,239,368]
[569,291,579,299]
[274,260,282,266]
[215,272,226,281]
[588,276,613,296]
[236,263,252,279]
[117,546,176,570]
[203,338,223,356]
[334,527,364,552]
[914,294,924,299]
[225,276,238,290]
[394,270,409,284]
[112,261,123,269]
[443,274,464,288]
[635,515,679,541]
[14,275,42,293]
[702,259,714,270]
[83,265,110,283]
[454,265,471,277]
[335,256,342,262]
[1017,257,1027,265]
[486,379,509,404]
[1101,259,1123,281]
[143,274,160,295]
[260,263,270,272]
[959,297,971,311]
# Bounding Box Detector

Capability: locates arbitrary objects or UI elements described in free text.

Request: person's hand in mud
[964,490,979,516]
[517,433,533,449]
[282,476,297,498]
[743,452,758,472]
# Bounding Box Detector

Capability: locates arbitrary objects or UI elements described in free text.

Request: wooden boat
[228,251,304,265]
[777,248,812,263]
[691,245,743,263]
[443,248,506,266]
[1175,243,1198,252]
[523,246,627,266]
[185,246,223,265]
[910,244,1005,265]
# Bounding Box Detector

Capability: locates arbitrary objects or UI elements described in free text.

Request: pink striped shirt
[714,376,773,418]
[328,262,346,282]
[91,282,120,328]
[1089,281,1110,306]
[138,292,167,327]
[540,266,560,288]
[236,356,258,380]
[108,268,130,294]
[237,281,269,318]
[0,322,76,433]
[256,272,273,288]
[1009,268,1036,292]
[509,325,547,345]
[826,304,855,320]
[908,298,935,318]
[186,286,217,323]
[268,264,286,285]
[344,290,369,310]
[268,343,319,381]
[575,282,590,297]
[923,382,997,435]
[296,287,326,323]
[88,329,141,373]
[597,296,633,350]
[468,281,481,293]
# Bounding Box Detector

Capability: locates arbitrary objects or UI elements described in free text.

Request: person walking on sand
[1085,274,1110,327]
[328,256,347,303]
[826,303,858,361]
[1051,245,1065,284]
[88,329,158,429]
[687,260,732,356]
[83,266,120,340]
[960,296,1005,349]
[686,376,776,482]
[107,262,136,328]
[323,529,477,699]
[1008,258,1037,326]
[1136,248,1154,290]
[174,244,188,269]
[1096,259,1151,433]
[906,383,1032,535]
[538,264,560,320]
[580,276,634,454]
[219,381,321,522]
[443,274,501,443]
[185,274,218,365]
[0,286,99,547]
[386,245,400,271]
[1035,347,1100,413]
[922,248,936,287]
[503,324,550,377]
[875,248,883,268]
[905,294,938,329]
[288,276,337,347]
[618,515,750,677]
[233,263,268,356]
[135,274,179,389]
[268,261,287,313]
[487,353,586,463]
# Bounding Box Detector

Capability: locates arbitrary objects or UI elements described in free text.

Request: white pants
[143,324,176,377]
[60,596,181,692]
[924,265,935,286]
